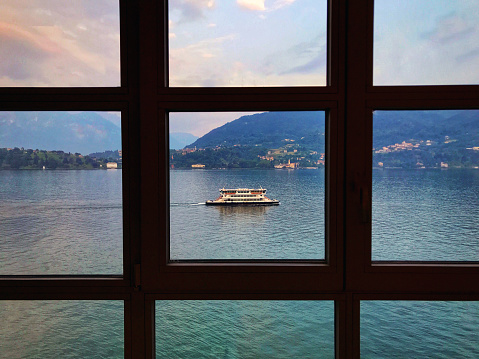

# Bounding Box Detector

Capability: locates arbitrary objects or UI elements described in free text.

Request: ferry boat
[205,188,280,206]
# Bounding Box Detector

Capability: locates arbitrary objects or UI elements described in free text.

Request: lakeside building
[191,164,205,168]
[375,141,419,154]
[274,159,299,169]
[181,147,197,155]
[258,155,274,161]
[106,162,118,169]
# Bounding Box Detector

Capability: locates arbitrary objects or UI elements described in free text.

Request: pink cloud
[0,22,61,54]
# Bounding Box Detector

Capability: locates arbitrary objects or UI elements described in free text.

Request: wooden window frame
[0,1,478,358]
[0,0,142,357]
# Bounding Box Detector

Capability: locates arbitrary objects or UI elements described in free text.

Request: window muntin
[169,111,326,260]
[0,0,120,87]
[0,300,124,358]
[1,2,479,358]
[168,0,328,87]
[0,111,123,274]
[373,0,479,85]
[372,110,479,261]
[156,300,334,359]
[361,301,479,358]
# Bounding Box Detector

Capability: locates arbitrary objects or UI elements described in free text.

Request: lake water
[0,170,123,275]
[1,168,478,357]
[156,300,335,359]
[170,168,325,260]
[373,168,479,261]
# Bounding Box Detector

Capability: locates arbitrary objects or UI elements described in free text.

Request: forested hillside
[188,111,326,151]
[172,110,479,169]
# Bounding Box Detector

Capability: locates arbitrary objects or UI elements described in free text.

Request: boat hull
[205,200,279,206]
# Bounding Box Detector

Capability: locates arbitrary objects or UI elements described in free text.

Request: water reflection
[212,205,273,223]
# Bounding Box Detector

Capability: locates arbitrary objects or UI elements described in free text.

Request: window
[373,0,479,85]
[0,111,123,275]
[0,1,121,87]
[168,0,328,87]
[169,111,327,260]
[156,300,335,358]
[361,300,479,358]
[1,1,479,358]
[0,300,124,357]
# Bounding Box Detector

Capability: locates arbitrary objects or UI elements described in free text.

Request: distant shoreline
[0,168,121,171]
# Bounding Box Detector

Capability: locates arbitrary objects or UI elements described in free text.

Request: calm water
[1,169,479,357]
[373,169,479,261]
[361,301,479,358]
[170,169,325,260]
[0,300,124,359]
[0,170,123,275]
[156,300,334,359]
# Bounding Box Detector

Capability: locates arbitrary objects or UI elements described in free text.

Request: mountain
[373,110,479,148]
[169,132,198,149]
[188,111,326,150]
[187,110,478,152]
[373,110,479,168]
[0,111,121,155]
[172,110,479,169]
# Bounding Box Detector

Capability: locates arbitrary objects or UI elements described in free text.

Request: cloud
[0,1,120,86]
[169,34,236,86]
[456,48,479,63]
[0,22,59,82]
[259,35,326,77]
[0,22,60,54]
[237,0,265,11]
[170,0,216,22]
[269,0,297,11]
[280,53,325,75]
[237,0,297,12]
[425,15,475,44]
[374,20,479,85]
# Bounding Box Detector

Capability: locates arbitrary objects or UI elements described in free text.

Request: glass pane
[0,0,120,87]
[0,300,123,358]
[372,110,479,261]
[0,111,122,274]
[374,0,479,85]
[168,0,327,87]
[156,300,334,359]
[169,111,326,260]
[361,301,479,358]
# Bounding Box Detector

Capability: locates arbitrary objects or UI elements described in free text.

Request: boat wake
[170,202,206,206]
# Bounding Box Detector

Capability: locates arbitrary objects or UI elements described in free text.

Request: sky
[0,0,120,87]
[1,0,478,134]
[169,0,328,87]
[170,112,262,137]
[374,0,479,85]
